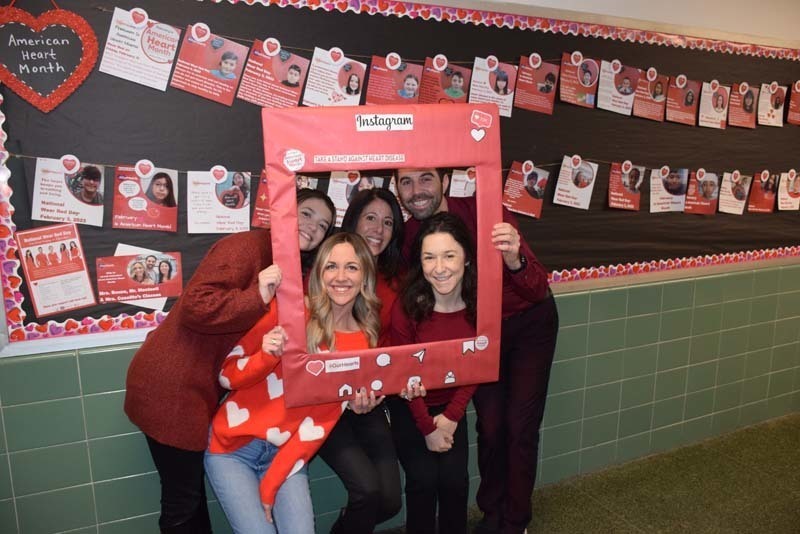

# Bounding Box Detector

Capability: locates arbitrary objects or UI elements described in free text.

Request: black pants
[145,435,212,534]
[317,406,402,534]
[389,400,469,534]
[473,294,558,534]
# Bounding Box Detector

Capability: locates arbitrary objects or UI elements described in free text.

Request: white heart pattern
[236,357,250,371]
[226,345,245,359]
[267,372,284,399]
[266,426,291,447]
[298,416,325,441]
[470,128,486,142]
[218,373,231,389]
[225,401,250,428]
[289,459,305,478]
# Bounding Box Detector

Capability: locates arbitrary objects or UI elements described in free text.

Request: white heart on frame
[470,128,486,142]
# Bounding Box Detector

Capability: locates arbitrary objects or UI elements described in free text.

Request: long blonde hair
[306,233,380,352]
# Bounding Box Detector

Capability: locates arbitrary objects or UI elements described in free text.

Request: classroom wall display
[2,0,800,344]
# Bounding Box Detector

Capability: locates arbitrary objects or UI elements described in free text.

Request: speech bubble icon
[119,180,141,198]
[470,109,493,129]
[128,197,147,211]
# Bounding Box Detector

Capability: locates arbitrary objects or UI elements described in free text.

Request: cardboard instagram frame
[263,103,503,407]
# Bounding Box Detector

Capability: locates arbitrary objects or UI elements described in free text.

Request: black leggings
[317,406,402,534]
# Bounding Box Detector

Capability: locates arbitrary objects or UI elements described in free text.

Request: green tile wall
[0,267,798,533]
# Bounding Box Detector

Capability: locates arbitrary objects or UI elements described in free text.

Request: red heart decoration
[121,317,135,329]
[434,56,446,69]
[487,56,498,70]
[212,168,225,180]
[330,49,342,62]
[347,171,359,181]
[571,156,581,167]
[467,168,476,180]
[194,26,208,39]
[35,323,47,333]
[7,307,22,323]
[62,158,77,172]
[7,275,21,289]
[306,360,324,376]
[10,328,25,342]
[138,162,152,175]
[65,319,79,330]
[99,318,114,331]
[131,10,145,25]
[266,39,278,53]
[386,54,399,68]
[0,7,98,113]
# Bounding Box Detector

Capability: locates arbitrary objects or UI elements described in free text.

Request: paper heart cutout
[470,128,485,142]
[61,155,79,172]
[266,426,291,447]
[99,318,114,331]
[225,401,249,428]
[130,9,147,26]
[522,160,534,174]
[329,48,343,63]
[121,317,134,329]
[386,52,400,68]
[347,171,360,182]
[433,54,447,70]
[298,416,325,441]
[191,23,210,42]
[306,360,324,376]
[0,7,99,113]
[212,167,226,180]
[266,372,284,399]
[264,38,280,55]
[136,160,153,177]
[7,307,22,323]
[65,319,79,331]
[761,170,770,181]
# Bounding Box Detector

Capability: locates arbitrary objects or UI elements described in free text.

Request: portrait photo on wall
[112,166,179,232]
[513,54,559,115]
[31,158,105,228]
[237,39,310,108]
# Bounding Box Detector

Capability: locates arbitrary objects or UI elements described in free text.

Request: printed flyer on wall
[502,160,549,219]
[728,83,758,129]
[418,55,472,104]
[468,56,516,117]
[31,157,105,227]
[553,155,598,210]
[596,60,641,116]
[513,54,558,115]
[559,51,598,109]
[718,171,751,215]
[187,170,251,233]
[607,161,643,211]
[96,252,182,303]
[237,38,309,108]
[650,167,688,213]
[303,47,367,107]
[684,169,719,215]
[365,54,423,105]
[112,164,179,232]
[632,68,668,122]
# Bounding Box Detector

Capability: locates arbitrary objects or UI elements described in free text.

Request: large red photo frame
[263,103,503,407]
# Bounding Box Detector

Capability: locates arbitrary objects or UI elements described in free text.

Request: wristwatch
[507,254,527,274]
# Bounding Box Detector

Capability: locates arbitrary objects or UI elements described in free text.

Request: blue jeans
[205,439,315,534]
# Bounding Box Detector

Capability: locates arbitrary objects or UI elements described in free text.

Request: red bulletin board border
[206,0,800,61]
[263,103,503,407]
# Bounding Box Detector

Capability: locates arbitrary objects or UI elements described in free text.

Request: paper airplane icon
[411,349,425,362]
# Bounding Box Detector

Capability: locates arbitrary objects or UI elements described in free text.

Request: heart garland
[0,6,98,113]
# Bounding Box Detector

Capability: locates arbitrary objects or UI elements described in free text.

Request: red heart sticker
[710,80,719,91]
[263,37,281,56]
[770,81,779,94]
[0,7,99,113]
[761,170,770,181]
[306,360,324,376]
[386,52,400,69]
[191,22,210,42]
[61,155,79,172]
[329,47,343,63]
[136,159,154,179]
[697,168,706,180]
[647,67,657,81]
[130,8,147,26]
[739,82,749,95]
[676,74,687,88]
[622,160,632,173]
[571,155,582,168]
[528,53,542,69]
[486,55,498,70]
[522,160,534,174]
[433,54,447,71]
[611,59,621,73]
[790,169,797,180]
[661,165,670,178]
[347,171,360,183]
[795,80,800,92]
[732,170,741,182]
[571,51,582,66]
[466,167,476,180]
[211,165,227,181]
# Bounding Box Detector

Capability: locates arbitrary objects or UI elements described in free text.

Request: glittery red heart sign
[0,7,98,113]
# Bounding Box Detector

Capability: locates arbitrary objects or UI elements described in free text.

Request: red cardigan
[125,229,273,451]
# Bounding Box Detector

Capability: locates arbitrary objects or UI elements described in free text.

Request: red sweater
[208,304,368,505]
[390,302,477,435]
[376,275,399,346]
[125,230,273,451]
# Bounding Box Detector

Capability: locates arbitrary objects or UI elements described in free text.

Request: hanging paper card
[559,52,598,108]
[666,75,700,126]
[237,38,309,109]
[718,171,751,215]
[96,252,182,303]
[597,59,641,116]
[698,81,729,129]
[187,170,251,234]
[365,54,423,105]
[650,167,688,213]
[513,54,558,115]
[169,24,247,106]
[684,169,719,215]
[757,82,787,127]
[15,223,95,318]
[553,155,598,210]
[0,5,98,113]
[632,68,668,122]
[31,157,105,227]
[111,164,179,232]
[99,7,180,91]
[327,171,386,226]
[728,83,758,129]
[418,55,472,104]
[788,81,800,125]
[468,56,517,117]
[302,47,366,107]
[448,168,476,197]
[502,160,548,219]
[747,171,777,213]
[777,170,800,211]
[608,161,643,211]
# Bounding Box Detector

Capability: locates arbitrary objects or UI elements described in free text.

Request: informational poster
[187,170,251,234]
[96,252,183,303]
[365,53,423,105]
[31,157,105,227]
[684,169,719,215]
[448,168,476,197]
[665,75,700,126]
[169,24,248,106]
[418,55,472,104]
[718,171,751,215]
[788,80,800,126]
[596,59,641,116]
[327,171,385,226]
[757,82,787,127]
[237,38,308,109]
[559,51,598,108]
[99,7,181,91]
[302,47,366,107]
[112,164,179,232]
[728,83,758,129]
[468,56,516,117]
[747,170,778,213]
[698,81,729,129]
[251,171,271,229]
[650,167,688,213]
[502,160,548,219]
[777,170,800,211]
[513,54,558,115]
[553,155,598,210]
[15,223,96,318]
[632,67,668,122]
[608,161,643,211]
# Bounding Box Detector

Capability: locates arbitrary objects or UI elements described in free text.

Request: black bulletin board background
[3,0,800,326]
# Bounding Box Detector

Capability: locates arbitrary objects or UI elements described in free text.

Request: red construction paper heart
[0,7,98,113]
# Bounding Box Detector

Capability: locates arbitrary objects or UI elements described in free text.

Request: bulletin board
[1,0,799,343]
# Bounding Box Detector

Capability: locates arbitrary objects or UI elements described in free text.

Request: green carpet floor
[388,413,800,533]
